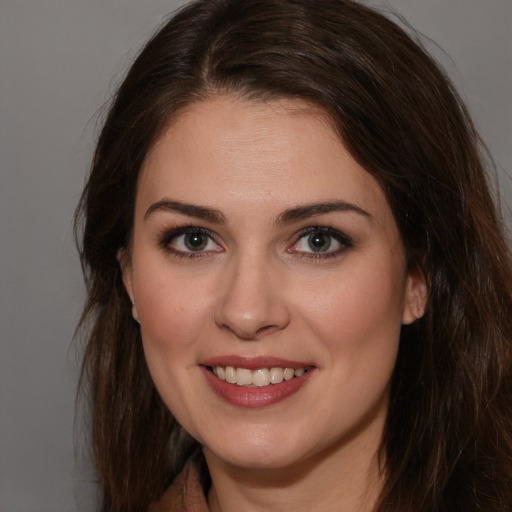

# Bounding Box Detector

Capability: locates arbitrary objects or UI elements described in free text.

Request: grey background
[0,1,510,511]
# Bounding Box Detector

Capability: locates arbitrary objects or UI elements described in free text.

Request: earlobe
[402,268,428,325]
[117,248,140,323]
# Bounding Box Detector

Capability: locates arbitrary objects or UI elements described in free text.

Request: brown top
[150,456,210,512]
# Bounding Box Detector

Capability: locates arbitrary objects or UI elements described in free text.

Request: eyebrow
[275,200,371,226]
[144,199,227,224]
[144,198,370,225]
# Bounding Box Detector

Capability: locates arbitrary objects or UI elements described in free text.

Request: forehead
[138,96,389,219]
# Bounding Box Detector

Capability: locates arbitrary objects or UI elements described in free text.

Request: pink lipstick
[200,355,315,408]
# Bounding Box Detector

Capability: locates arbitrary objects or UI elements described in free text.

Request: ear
[402,267,428,325]
[117,248,140,323]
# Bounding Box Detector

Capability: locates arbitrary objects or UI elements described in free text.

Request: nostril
[255,324,277,336]
[216,322,281,341]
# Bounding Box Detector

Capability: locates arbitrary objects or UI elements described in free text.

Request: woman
[75,0,512,510]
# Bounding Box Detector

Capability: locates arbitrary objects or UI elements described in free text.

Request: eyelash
[158,225,353,261]
[159,226,221,260]
[288,226,353,260]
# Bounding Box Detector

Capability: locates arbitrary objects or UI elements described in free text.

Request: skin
[121,96,427,512]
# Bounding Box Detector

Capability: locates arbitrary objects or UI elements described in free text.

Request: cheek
[134,265,213,355]
[134,267,215,430]
[296,256,405,369]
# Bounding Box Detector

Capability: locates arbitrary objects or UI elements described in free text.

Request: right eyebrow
[275,200,371,226]
[143,199,227,224]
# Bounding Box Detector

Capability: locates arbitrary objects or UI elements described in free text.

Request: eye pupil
[185,233,207,250]
[309,233,331,252]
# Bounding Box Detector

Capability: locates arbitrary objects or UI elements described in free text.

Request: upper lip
[201,355,313,370]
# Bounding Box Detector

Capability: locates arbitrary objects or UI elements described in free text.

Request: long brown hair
[75,0,512,510]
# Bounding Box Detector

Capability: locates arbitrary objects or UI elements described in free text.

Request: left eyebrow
[143,199,227,224]
[275,200,371,226]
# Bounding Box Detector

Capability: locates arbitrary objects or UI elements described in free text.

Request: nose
[213,253,291,340]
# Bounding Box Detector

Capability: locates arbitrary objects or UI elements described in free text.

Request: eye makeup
[158,225,223,259]
[287,226,353,261]
[157,223,353,262]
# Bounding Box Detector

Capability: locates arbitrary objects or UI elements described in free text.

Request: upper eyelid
[293,226,352,243]
[158,224,352,251]
[159,226,220,246]
[158,228,224,260]
[288,228,353,260]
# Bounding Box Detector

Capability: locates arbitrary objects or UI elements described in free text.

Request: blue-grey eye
[184,233,208,251]
[294,231,340,253]
[307,232,332,252]
[290,227,351,256]
[163,229,221,254]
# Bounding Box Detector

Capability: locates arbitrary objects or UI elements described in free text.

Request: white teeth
[269,367,284,384]
[236,368,253,386]
[283,368,295,380]
[211,365,308,387]
[225,366,237,384]
[253,368,270,387]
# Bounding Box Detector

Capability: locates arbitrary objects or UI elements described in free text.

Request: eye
[160,227,222,257]
[288,227,352,257]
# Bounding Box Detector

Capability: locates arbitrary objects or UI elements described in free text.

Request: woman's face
[122,97,426,472]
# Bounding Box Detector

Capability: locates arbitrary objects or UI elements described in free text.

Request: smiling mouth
[207,366,310,387]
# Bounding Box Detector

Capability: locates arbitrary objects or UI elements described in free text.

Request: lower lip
[201,366,315,408]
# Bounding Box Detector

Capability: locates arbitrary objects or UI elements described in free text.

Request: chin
[201,426,319,471]
[203,427,332,470]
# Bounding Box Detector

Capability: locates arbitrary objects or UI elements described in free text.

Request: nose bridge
[214,247,290,339]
